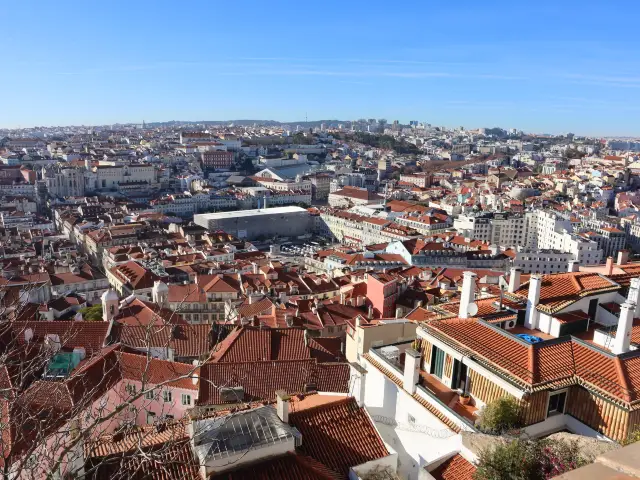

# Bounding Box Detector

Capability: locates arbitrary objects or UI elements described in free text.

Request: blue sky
[2,0,640,136]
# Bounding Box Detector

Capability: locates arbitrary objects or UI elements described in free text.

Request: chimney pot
[403,348,421,394]
[508,267,522,294]
[459,271,477,318]
[525,275,542,330]
[276,390,290,423]
[618,250,630,266]
[605,256,614,276]
[613,302,635,355]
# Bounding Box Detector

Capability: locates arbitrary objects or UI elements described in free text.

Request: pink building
[366,273,399,318]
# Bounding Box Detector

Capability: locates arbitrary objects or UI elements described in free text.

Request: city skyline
[3,0,640,136]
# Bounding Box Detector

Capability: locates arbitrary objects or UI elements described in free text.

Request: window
[125,384,137,396]
[181,394,192,406]
[147,411,156,424]
[145,390,155,400]
[163,390,172,403]
[547,390,567,417]
[430,346,445,379]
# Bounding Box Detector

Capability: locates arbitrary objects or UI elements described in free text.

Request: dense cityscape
[1,119,640,479]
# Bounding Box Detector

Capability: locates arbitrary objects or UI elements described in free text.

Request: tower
[152,281,169,307]
[101,289,120,322]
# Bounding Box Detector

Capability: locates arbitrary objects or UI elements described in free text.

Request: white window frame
[546,388,568,418]
[146,411,156,424]
[163,390,172,403]
[181,393,192,406]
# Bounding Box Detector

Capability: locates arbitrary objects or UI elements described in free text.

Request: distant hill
[146,119,348,128]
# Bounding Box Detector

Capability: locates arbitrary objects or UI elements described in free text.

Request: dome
[153,281,169,292]
[101,288,119,302]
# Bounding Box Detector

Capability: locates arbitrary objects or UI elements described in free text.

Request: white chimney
[403,348,421,394]
[618,250,630,266]
[525,275,542,330]
[629,278,640,318]
[458,271,477,319]
[568,260,579,272]
[613,302,635,355]
[508,267,522,294]
[276,390,290,423]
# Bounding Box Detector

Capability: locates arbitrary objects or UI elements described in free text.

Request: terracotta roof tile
[114,324,212,358]
[117,351,199,391]
[197,359,350,405]
[513,273,619,314]
[289,397,389,476]
[209,327,342,363]
[210,452,341,479]
[430,454,476,480]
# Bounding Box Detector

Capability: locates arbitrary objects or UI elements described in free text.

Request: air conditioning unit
[380,345,400,363]
[504,319,516,329]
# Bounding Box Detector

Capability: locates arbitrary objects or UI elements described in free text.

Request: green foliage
[622,428,640,445]
[474,438,589,480]
[79,304,103,321]
[477,397,522,434]
[565,148,586,159]
[333,131,419,154]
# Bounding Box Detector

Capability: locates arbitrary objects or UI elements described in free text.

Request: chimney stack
[459,271,477,319]
[618,250,630,266]
[613,302,635,355]
[605,256,614,276]
[508,267,522,294]
[568,260,580,272]
[629,278,640,318]
[525,275,542,330]
[276,390,290,423]
[403,348,421,394]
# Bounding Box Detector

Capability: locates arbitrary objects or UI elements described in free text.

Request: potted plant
[459,393,472,406]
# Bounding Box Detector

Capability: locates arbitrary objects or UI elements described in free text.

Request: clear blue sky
[2,0,640,136]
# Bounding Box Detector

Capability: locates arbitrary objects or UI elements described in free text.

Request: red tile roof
[114,323,212,358]
[290,397,389,476]
[116,298,187,326]
[210,452,341,479]
[430,454,476,480]
[118,351,199,391]
[209,327,343,363]
[513,272,620,314]
[6,320,109,354]
[197,359,350,405]
[426,319,640,403]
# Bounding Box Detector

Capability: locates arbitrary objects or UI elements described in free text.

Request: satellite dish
[467,302,478,317]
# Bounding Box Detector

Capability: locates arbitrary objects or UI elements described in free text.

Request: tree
[79,304,103,321]
[0,281,235,480]
[474,438,589,480]
[477,396,522,434]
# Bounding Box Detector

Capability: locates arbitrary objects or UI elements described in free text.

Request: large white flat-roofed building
[193,206,311,240]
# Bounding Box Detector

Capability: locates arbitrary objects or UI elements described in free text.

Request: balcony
[419,371,478,424]
[369,344,477,432]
